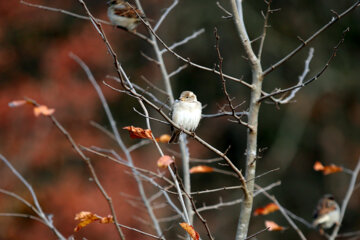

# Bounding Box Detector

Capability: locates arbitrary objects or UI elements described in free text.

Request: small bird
[107,0,145,31]
[169,91,202,144]
[313,194,340,234]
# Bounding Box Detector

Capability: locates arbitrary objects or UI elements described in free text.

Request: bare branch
[262,0,360,76]
[0,154,66,240]
[329,157,360,240]
[154,0,179,32]
[69,52,163,236]
[160,29,205,54]
[214,27,252,130]
[259,29,348,102]
[258,0,272,60]
[168,64,188,78]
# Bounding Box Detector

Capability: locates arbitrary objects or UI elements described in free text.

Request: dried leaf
[313,161,324,171]
[157,155,174,168]
[8,100,27,108]
[179,223,200,240]
[74,211,114,232]
[33,105,55,117]
[254,203,279,216]
[156,134,171,143]
[123,126,153,140]
[313,161,343,175]
[265,220,285,231]
[189,165,214,174]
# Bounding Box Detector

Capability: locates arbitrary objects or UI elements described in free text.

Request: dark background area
[0,0,359,239]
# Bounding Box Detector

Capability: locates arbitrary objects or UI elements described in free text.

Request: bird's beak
[179,97,185,101]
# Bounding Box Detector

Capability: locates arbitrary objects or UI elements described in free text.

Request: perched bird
[313,194,340,233]
[107,0,145,31]
[169,91,202,144]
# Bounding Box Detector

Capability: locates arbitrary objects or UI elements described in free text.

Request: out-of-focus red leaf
[74,211,113,232]
[123,126,153,140]
[313,161,343,175]
[189,165,214,174]
[265,220,285,231]
[156,134,171,143]
[179,223,200,240]
[33,105,55,117]
[254,203,279,216]
[157,155,174,168]
[8,100,26,108]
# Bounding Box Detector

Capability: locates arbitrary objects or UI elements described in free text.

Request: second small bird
[169,91,202,143]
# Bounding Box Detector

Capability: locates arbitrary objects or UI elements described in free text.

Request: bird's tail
[169,130,181,144]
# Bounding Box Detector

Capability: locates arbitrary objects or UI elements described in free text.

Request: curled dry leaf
[313,161,343,175]
[179,222,200,240]
[74,211,114,232]
[157,155,174,168]
[33,105,55,117]
[123,126,153,140]
[254,203,279,216]
[189,165,214,174]
[265,220,285,231]
[8,100,27,108]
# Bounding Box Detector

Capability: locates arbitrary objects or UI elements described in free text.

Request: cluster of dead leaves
[74,211,114,232]
[9,100,55,117]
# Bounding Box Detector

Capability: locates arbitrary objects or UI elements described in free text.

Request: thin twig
[214,27,252,130]
[258,0,272,60]
[160,29,205,54]
[154,0,179,32]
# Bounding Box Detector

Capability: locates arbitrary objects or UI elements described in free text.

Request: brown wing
[313,196,337,218]
[114,7,144,18]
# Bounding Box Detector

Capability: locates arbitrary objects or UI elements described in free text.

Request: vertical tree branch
[230,0,263,239]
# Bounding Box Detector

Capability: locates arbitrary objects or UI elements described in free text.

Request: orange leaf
[123,126,153,140]
[74,211,114,232]
[254,203,279,216]
[313,161,343,175]
[189,165,214,174]
[265,220,285,231]
[157,155,174,168]
[179,223,200,240]
[313,161,325,171]
[33,105,55,117]
[8,100,27,108]
[323,164,343,175]
[156,134,171,143]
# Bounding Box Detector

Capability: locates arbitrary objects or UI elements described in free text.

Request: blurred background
[0,0,359,239]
